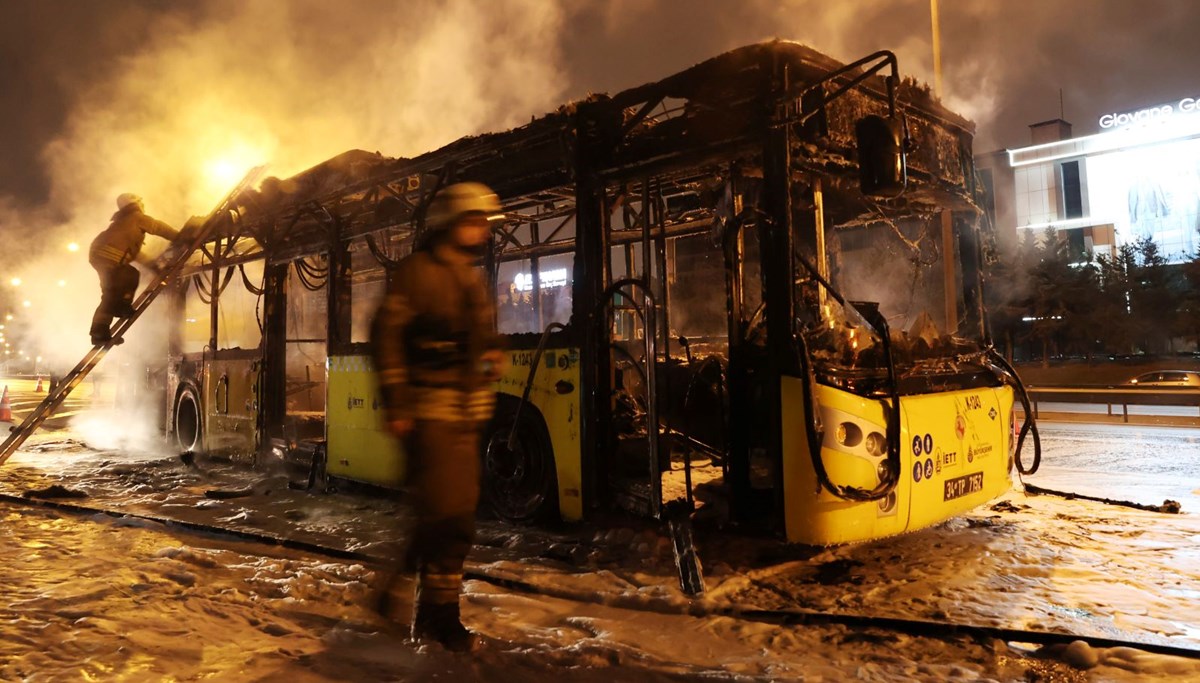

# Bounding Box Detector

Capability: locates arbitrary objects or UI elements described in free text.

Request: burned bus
[166,41,1022,545]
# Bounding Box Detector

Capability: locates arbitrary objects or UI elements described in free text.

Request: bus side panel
[496,347,583,522]
[203,358,258,455]
[903,386,1013,531]
[326,355,406,487]
[782,377,912,545]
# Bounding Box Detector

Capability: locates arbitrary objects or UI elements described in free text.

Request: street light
[67,242,79,252]
[9,277,20,287]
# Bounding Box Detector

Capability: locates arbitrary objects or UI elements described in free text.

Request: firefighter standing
[88,193,181,345]
[370,182,505,651]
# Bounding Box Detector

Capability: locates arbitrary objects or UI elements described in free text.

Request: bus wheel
[482,403,557,523]
[174,384,203,453]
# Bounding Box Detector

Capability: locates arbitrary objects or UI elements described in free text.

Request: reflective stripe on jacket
[89,205,179,267]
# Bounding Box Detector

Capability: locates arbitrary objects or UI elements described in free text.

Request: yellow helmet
[424,182,501,231]
[116,193,143,211]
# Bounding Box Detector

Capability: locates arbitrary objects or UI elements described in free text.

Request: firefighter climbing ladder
[0,167,266,465]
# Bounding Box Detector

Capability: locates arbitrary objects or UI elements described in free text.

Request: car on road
[1126,370,1200,387]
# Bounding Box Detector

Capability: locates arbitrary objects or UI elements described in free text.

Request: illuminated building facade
[977,97,1200,263]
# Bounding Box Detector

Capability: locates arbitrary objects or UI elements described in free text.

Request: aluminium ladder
[0,167,266,465]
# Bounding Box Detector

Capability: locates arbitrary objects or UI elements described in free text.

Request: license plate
[943,472,984,501]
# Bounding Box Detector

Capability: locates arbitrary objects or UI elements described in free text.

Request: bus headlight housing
[836,422,863,448]
[865,431,886,457]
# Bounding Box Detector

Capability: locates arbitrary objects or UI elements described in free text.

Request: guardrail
[1025,386,1200,423]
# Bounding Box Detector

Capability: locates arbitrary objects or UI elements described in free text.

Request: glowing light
[67,242,79,252]
[200,140,267,204]
[514,268,569,291]
[57,280,67,287]
[21,301,31,308]
[9,278,20,287]
[206,159,244,187]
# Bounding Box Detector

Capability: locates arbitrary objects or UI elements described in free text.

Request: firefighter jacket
[89,205,180,267]
[371,248,501,423]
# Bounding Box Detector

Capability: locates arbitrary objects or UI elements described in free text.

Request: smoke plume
[1,0,567,441]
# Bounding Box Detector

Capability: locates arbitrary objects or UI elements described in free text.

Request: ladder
[0,166,267,465]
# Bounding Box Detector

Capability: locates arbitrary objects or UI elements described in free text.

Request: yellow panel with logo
[494,347,583,522]
[782,376,1013,545]
[326,354,406,487]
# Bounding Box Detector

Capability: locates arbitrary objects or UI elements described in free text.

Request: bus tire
[481,400,558,523]
[174,384,204,454]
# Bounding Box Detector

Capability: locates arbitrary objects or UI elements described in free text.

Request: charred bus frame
[167,41,1019,545]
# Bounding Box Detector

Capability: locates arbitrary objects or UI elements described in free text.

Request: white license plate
[943,472,984,501]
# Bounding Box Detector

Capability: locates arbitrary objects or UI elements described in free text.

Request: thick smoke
[1,0,567,444]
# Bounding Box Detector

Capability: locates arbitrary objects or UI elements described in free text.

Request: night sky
[0,0,1197,261]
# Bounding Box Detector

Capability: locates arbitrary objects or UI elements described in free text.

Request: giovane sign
[1099,97,1200,129]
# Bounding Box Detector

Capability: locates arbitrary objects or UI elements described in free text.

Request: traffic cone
[0,386,12,422]
[35,377,44,392]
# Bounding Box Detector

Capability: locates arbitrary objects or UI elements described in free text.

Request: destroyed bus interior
[163,40,1020,548]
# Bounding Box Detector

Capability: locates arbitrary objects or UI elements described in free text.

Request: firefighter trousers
[90,261,139,341]
[401,419,482,608]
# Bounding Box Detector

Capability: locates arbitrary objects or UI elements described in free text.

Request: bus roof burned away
[191,41,975,260]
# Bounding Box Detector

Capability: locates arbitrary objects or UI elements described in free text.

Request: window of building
[1060,160,1083,219]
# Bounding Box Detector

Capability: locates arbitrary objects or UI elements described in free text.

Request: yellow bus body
[495,347,584,522]
[781,377,1014,545]
[326,355,406,486]
[324,349,584,521]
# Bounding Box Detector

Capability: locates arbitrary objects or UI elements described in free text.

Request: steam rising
[1,0,567,439]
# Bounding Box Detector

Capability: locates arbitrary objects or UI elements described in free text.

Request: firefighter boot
[89,311,120,346]
[411,600,476,652]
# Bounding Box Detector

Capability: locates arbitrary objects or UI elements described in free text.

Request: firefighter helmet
[116,193,143,211]
[424,182,501,231]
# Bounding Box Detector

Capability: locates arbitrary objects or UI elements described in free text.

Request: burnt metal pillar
[573,99,614,510]
[259,263,290,445]
[941,211,958,334]
[208,241,221,351]
[759,61,799,526]
[958,212,985,338]
[326,214,352,350]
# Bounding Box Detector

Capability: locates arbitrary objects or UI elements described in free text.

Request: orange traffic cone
[0,386,12,422]
[35,377,44,392]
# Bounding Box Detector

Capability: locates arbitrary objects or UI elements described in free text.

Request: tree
[1179,240,1200,350]
[1027,228,1072,365]
[1128,237,1180,353]
[1095,244,1138,355]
